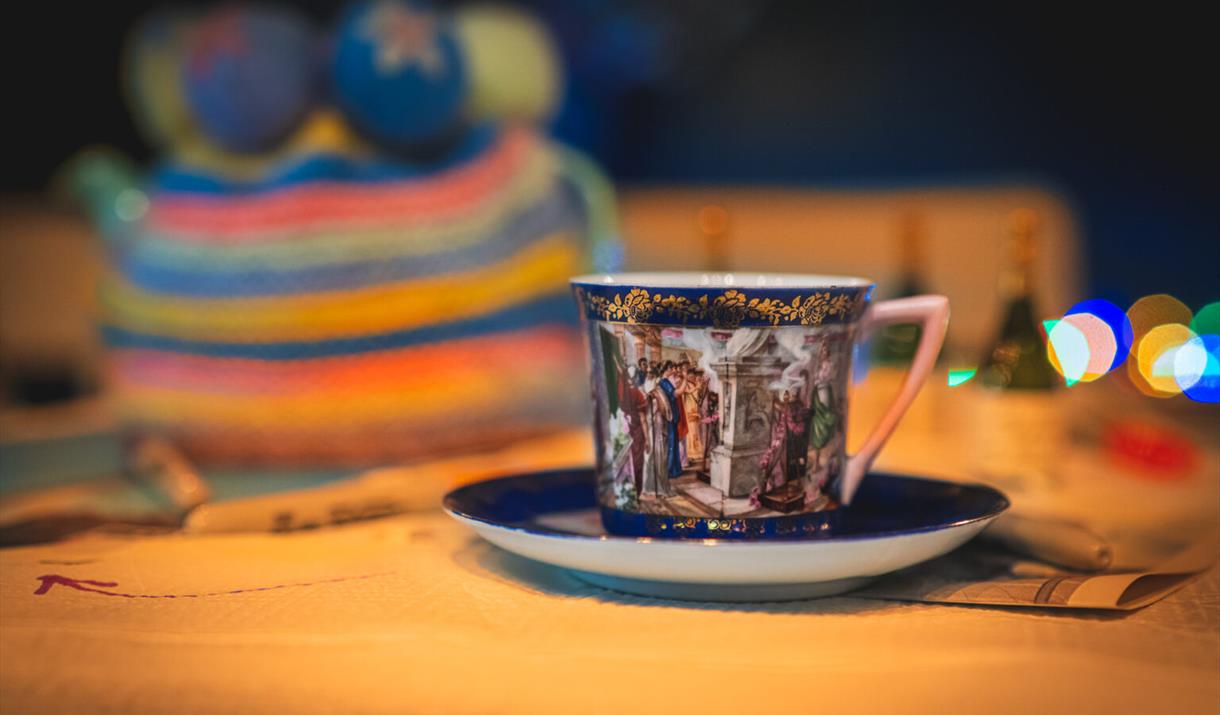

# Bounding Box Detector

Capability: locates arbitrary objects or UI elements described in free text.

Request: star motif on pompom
[188,9,248,77]
[361,1,445,77]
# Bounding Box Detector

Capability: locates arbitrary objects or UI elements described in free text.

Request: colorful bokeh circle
[1047,293,1217,399]
[1174,333,1220,403]
[1190,302,1220,336]
[1133,323,1197,397]
[1127,294,1192,347]
[1066,299,1132,370]
[1046,313,1116,385]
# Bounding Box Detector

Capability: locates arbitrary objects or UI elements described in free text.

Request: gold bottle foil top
[898,208,927,271]
[697,203,731,273]
[1003,208,1039,295]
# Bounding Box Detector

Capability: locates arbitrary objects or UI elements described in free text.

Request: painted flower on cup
[709,290,749,329]
[796,292,855,326]
[798,293,831,326]
[620,288,656,323]
[580,286,866,328]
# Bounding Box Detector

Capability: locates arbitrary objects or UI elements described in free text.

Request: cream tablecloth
[1,509,1217,715]
[4,371,1219,713]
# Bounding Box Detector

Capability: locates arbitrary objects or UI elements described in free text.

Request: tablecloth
[2,509,1217,715]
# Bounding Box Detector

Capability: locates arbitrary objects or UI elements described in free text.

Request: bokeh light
[1190,301,1220,336]
[1125,357,1158,397]
[114,188,149,222]
[1044,319,1084,385]
[1066,298,1132,370]
[946,366,977,387]
[1035,293,1218,397]
[1134,323,1197,396]
[1046,313,1116,385]
[1127,294,1192,349]
[1174,333,1220,403]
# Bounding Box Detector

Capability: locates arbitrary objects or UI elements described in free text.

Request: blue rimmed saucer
[444,469,1008,601]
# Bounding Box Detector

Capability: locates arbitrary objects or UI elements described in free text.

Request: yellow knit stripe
[103,233,582,342]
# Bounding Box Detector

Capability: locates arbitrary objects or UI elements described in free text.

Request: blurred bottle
[873,210,928,365]
[970,209,1064,493]
[979,209,1058,390]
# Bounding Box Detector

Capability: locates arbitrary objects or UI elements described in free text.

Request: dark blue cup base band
[601,505,842,540]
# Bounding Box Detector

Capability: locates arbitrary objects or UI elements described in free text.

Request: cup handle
[838,295,950,505]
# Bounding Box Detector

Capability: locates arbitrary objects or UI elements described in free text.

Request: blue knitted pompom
[330,0,468,150]
[181,6,316,153]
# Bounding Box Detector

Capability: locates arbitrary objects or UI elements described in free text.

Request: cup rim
[570,272,874,290]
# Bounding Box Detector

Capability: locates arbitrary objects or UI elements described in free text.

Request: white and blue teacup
[571,272,948,539]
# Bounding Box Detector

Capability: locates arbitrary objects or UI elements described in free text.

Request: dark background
[2,0,1216,307]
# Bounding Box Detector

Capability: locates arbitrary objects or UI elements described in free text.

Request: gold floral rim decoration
[574,286,869,329]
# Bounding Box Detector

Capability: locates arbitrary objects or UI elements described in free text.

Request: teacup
[570,272,948,539]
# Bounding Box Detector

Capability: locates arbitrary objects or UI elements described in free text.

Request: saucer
[443,469,1008,602]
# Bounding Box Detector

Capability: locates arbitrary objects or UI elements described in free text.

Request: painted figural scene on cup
[589,320,856,520]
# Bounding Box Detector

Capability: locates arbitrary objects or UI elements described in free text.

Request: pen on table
[983,512,1113,571]
[184,430,593,534]
[126,436,212,513]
